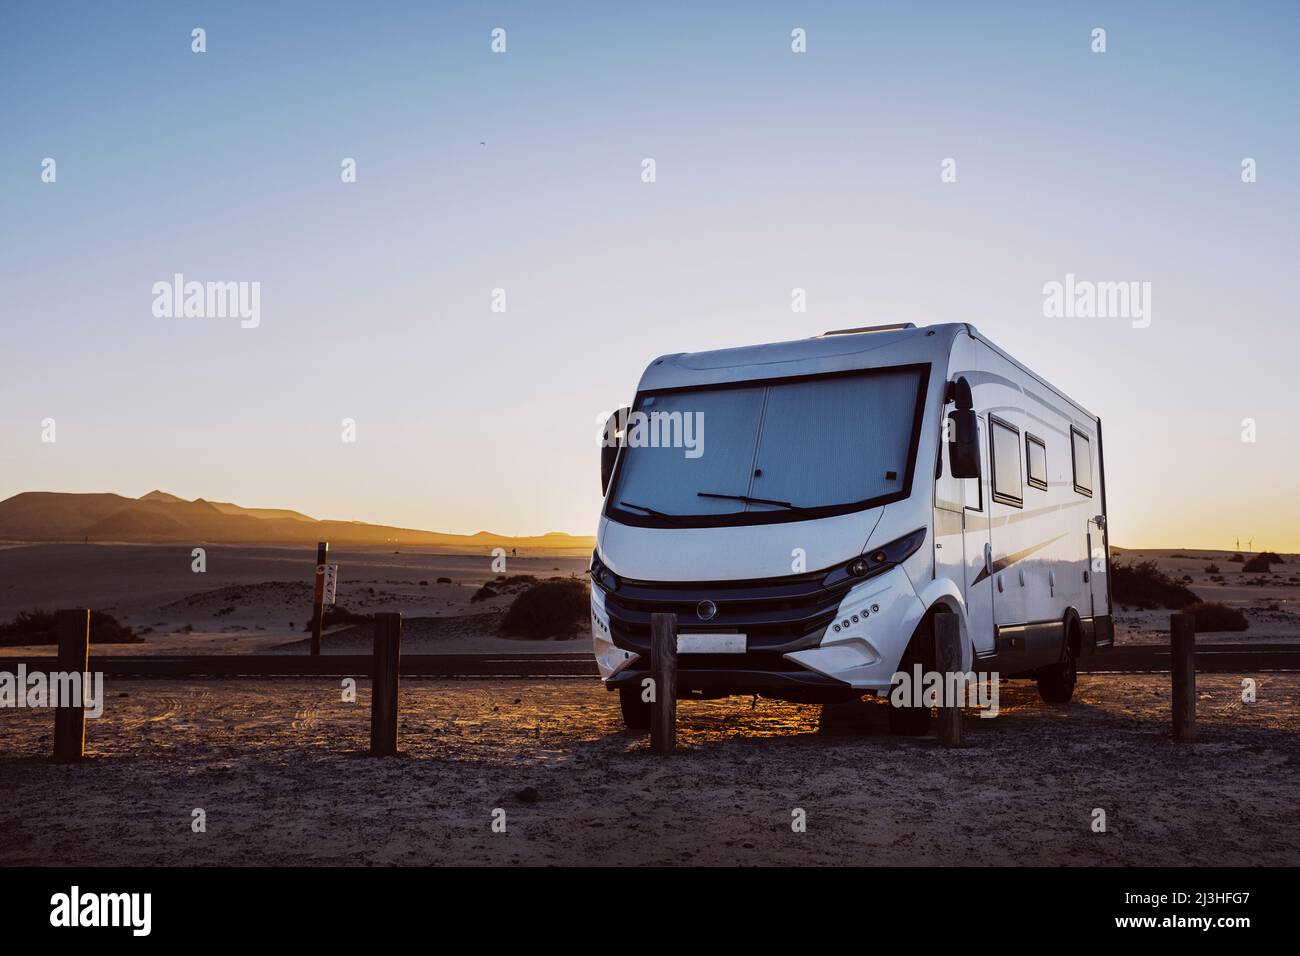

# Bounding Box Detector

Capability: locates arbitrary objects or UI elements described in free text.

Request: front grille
[601,570,854,664]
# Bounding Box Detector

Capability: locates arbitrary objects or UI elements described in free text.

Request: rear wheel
[618,685,652,730]
[1036,633,1078,703]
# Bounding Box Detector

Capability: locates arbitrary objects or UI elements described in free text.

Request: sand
[1,544,1296,659]
[1,674,1295,866]
[1112,548,1300,644]
[0,543,591,656]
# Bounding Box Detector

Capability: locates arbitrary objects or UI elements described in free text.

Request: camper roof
[636,322,966,393]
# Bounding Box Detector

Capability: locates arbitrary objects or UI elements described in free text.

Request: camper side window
[1071,427,1093,497]
[989,415,1023,508]
[1025,434,1048,491]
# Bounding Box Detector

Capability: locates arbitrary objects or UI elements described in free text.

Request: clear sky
[2,2,1297,549]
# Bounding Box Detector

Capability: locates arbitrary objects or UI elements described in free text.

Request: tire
[1036,636,1078,704]
[618,685,652,730]
[888,614,937,736]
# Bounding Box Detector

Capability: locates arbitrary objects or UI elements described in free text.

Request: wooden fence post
[53,608,90,762]
[310,541,329,656]
[370,612,401,755]
[650,613,677,754]
[934,613,962,747]
[1171,612,1196,742]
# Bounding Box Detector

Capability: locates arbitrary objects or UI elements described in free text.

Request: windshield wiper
[618,501,688,525]
[696,491,826,516]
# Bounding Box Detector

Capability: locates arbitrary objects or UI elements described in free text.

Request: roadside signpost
[310,541,329,656]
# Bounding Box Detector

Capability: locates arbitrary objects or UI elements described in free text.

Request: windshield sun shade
[607,364,930,528]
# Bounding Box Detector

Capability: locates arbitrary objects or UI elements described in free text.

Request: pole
[53,608,90,762]
[1171,612,1196,742]
[370,612,401,755]
[650,613,677,754]
[934,613,962,746]
[310,541,329,656]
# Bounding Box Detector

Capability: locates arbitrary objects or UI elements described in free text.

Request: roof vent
[819,323,917,337]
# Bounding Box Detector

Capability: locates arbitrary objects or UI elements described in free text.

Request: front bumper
[591,564,926,699]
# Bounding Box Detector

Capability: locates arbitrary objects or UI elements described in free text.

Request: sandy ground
[1,545,1297,659]
[1,674,1296,866]
[0,543,590,656]
[1112,548,1300,644]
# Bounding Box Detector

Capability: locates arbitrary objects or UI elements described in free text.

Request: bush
[1258,551,1285,564]
[494,574,539,589]
[1183,601,1248,633]
[1241,554,1273,573]
[1111,560,1198,610]
[470,585,497,603]
[1229,553,1245,563]
[436,576,453,584]
[0,609,141,646]
[301,606,370,631]
[500,579,590,639]
[1204,563,1220,574]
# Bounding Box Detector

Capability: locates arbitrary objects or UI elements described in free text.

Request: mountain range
[0,490,593,550]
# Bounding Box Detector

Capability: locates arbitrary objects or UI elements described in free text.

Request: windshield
[607,365,929,527]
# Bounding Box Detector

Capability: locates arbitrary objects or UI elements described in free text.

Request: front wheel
[888,613,938,736]
[1036,642,1078,704]
[618,686,652,730]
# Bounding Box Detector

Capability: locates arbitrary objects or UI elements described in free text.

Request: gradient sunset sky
[2,2,1298,549]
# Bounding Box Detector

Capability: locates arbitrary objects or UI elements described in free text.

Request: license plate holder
[676,632,746,654]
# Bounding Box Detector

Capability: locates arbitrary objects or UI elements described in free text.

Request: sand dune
[0,489,595,550]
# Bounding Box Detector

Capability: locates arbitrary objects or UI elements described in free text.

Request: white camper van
[591,323,1111,733]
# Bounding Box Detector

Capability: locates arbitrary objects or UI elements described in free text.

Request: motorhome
[591,323,1111,734]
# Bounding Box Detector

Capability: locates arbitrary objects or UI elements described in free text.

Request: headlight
[589,551,620,592]
[823,527,927,587]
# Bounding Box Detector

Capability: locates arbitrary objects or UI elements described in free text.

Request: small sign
[320,564,339,606]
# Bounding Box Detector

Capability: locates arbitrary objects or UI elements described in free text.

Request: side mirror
[947,409,981,479]
[946,377,980,480]
[600,406,630,494]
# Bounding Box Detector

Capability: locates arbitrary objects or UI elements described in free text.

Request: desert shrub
[301,606,370,631]
[1241,554,1273,573]
[1170,553,1188,559]
[436,576,452,584]
[1183,601,1248,633]
[1111,560,1198,610]
[499,579,590,639]
[1204,563,1220,574]
[494,574,539,589]
[470,585,497,603]
[0,610,141,646]
[1229,553,1245,563]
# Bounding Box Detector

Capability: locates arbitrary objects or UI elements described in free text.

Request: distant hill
[0,491,594,551]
